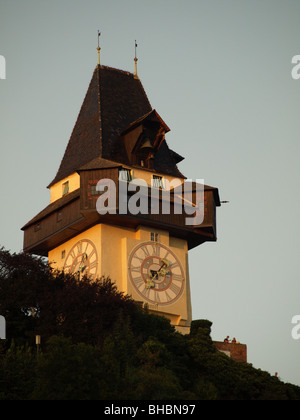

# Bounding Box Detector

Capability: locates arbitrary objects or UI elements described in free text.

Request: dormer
[121,110,170,169]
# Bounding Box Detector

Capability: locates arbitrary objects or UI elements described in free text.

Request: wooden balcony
[22,168,220,256]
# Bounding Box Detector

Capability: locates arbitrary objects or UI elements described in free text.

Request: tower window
[152,175,165,190]
[151,232,159,242]
[34,223,41,232]
[62,181,69,197]
[90,185,100,196]
[119,169,133,182]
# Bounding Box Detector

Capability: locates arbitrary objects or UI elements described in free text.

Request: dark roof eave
[21,189,80,230]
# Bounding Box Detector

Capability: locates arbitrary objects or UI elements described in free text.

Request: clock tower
[22,55,220,333]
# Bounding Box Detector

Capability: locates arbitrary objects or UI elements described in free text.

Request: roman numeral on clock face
[170,261,179,270]
[141,246,150,258]
[88,248,96,260]
[169,282,181,295]
[151,244,160,257]
[133,276,144,289]
[89,261,97,270]
[131,265,141,273]
[153,290,161,303]
[77,242,83,254]
[172,274,183,282]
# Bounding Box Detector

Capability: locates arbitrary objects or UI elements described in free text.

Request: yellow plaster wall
[100,224,136,293]
[50,172,80,203]
[49,167,183,205]
[124,167,184,190]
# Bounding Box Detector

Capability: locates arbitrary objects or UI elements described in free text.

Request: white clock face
[64,240,98,280]
[128,242,185,306]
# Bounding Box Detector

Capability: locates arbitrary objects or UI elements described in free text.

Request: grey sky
[0,0,299,386]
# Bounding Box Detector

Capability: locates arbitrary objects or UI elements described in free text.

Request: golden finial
[134,40,139,79]
[97,31,101,65]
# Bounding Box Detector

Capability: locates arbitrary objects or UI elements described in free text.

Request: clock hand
[79,265,87,273]
[76,253,88,275]
[157,260,170,277]
[161,258,170,268]
[81,253,88,263]
[146,276,155,289]
[148,260,170,287]
[150,267,162,282]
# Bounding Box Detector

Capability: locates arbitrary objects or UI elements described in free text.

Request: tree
[98,314,138,399]
[0,248,138,346]
[33,336,100,400]
[135,337,182,400]
[0,342,36,400]
[0,248,49,346]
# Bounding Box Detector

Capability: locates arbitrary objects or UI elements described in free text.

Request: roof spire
[97,31,101,65]
[134,40,139,79]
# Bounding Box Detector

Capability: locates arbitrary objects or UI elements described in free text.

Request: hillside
[0,247,299,400]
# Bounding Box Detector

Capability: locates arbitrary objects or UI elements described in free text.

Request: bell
[140,138,153,149]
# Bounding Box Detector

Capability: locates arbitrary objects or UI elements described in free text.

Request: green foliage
[0,342,36,400]
[0,247,300,400]
[98,315,137,399]
[33,336,100,400]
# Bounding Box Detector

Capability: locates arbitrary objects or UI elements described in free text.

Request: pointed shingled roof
[48,65,152,188]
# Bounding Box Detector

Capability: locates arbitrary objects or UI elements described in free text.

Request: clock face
[128,242,185,306]
[64,240,98,280]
